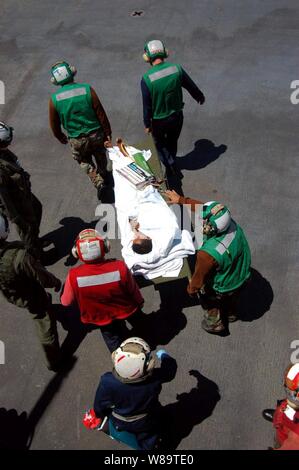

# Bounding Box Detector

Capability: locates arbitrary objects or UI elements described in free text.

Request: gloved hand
[82,409,102,430]
[156,349,168,360]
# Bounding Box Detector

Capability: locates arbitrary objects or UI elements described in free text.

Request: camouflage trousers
[1,193,42,258]
[69,129,110,188]
[16,193,42,257]
[29,292,61,370]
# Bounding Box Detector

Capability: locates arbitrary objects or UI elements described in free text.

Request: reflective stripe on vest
[77,270,121,288]
[215,225,237,255]
[148,65,179,83]
[55,87,87,101]
[112,411,148,423]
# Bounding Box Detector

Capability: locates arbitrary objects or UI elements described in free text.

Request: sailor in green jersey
[49,61,112,200]
[141,40,205,177]
[165,190,251,335]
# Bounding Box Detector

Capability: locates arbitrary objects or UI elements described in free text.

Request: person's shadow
[177,139,227,171]
[139,266,273,342]
[237,268,274,322]
[134,274,199,349]
[0,408,32,449]
[0,356,77,450]
[159,370,221,450]
[101,172,115,204]
[52,304,90,357]
[41,217,98,266]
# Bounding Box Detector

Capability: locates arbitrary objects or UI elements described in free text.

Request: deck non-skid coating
[0,0,298,450]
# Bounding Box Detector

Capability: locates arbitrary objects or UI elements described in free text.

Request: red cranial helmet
[72,229,110,263]
[284,363,299,407]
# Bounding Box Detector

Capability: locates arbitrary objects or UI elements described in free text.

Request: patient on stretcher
[125,184,181,263]
[129,218,153,255]
[106,140,195,279]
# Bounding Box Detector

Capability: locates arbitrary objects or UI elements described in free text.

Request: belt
[112,411,148,423]
[73,128,102,139]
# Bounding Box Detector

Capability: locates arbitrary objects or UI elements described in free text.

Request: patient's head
[132,238,153,255]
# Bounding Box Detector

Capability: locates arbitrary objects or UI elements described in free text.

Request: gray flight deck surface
[0,0,298,450]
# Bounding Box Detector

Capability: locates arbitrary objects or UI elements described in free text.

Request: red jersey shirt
[61,259,144,326]
[273,399,299,449]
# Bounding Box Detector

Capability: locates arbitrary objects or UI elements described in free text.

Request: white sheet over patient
[107,146,195,279]
[123,185,182,265]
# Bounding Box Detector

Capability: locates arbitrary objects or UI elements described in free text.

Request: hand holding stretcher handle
[116,138,130,157]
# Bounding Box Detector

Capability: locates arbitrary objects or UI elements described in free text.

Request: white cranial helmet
[112,337,155,381]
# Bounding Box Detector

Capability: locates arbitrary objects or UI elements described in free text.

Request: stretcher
[129,134,193,288]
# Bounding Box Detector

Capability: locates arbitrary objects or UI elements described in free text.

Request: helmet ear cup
[103,238,111,254]
[143,53,151,62]
[71,244,78,258]
[164,48,169,58]
[70,65,77,77]
[203,221,215,235]
[50,76,57,85]
[144,352,156,375]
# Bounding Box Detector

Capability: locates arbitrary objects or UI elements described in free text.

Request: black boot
[262,409,275,422]
[97,182,107,201]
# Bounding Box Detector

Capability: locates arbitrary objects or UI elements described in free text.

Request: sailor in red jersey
[262,363,299,450]
[61,228,145,352]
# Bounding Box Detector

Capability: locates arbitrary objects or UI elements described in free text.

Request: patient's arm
[129,217,140,232]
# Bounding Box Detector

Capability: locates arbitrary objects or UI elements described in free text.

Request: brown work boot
[201,311,226,334]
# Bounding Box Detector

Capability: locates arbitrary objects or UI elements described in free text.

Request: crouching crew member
[0,215,62,370]
[165,190,251,334]
[49,61,112,200]
[84,337,177,450]
[61,229,145,352]
[263,363,299,450]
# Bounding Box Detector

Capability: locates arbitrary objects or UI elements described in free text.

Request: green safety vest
[199,221,251,293]
[51,83,100,138]
[143,62,183,120]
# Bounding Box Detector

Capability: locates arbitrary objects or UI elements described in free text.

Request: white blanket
[107,146,195,279]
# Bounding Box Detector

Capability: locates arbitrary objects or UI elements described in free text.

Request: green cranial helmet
[202,201,231,236]
[143,40,168,62]
[50,61,77,86]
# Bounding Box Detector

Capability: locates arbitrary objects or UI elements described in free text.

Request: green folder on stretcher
[132,151,154,176]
